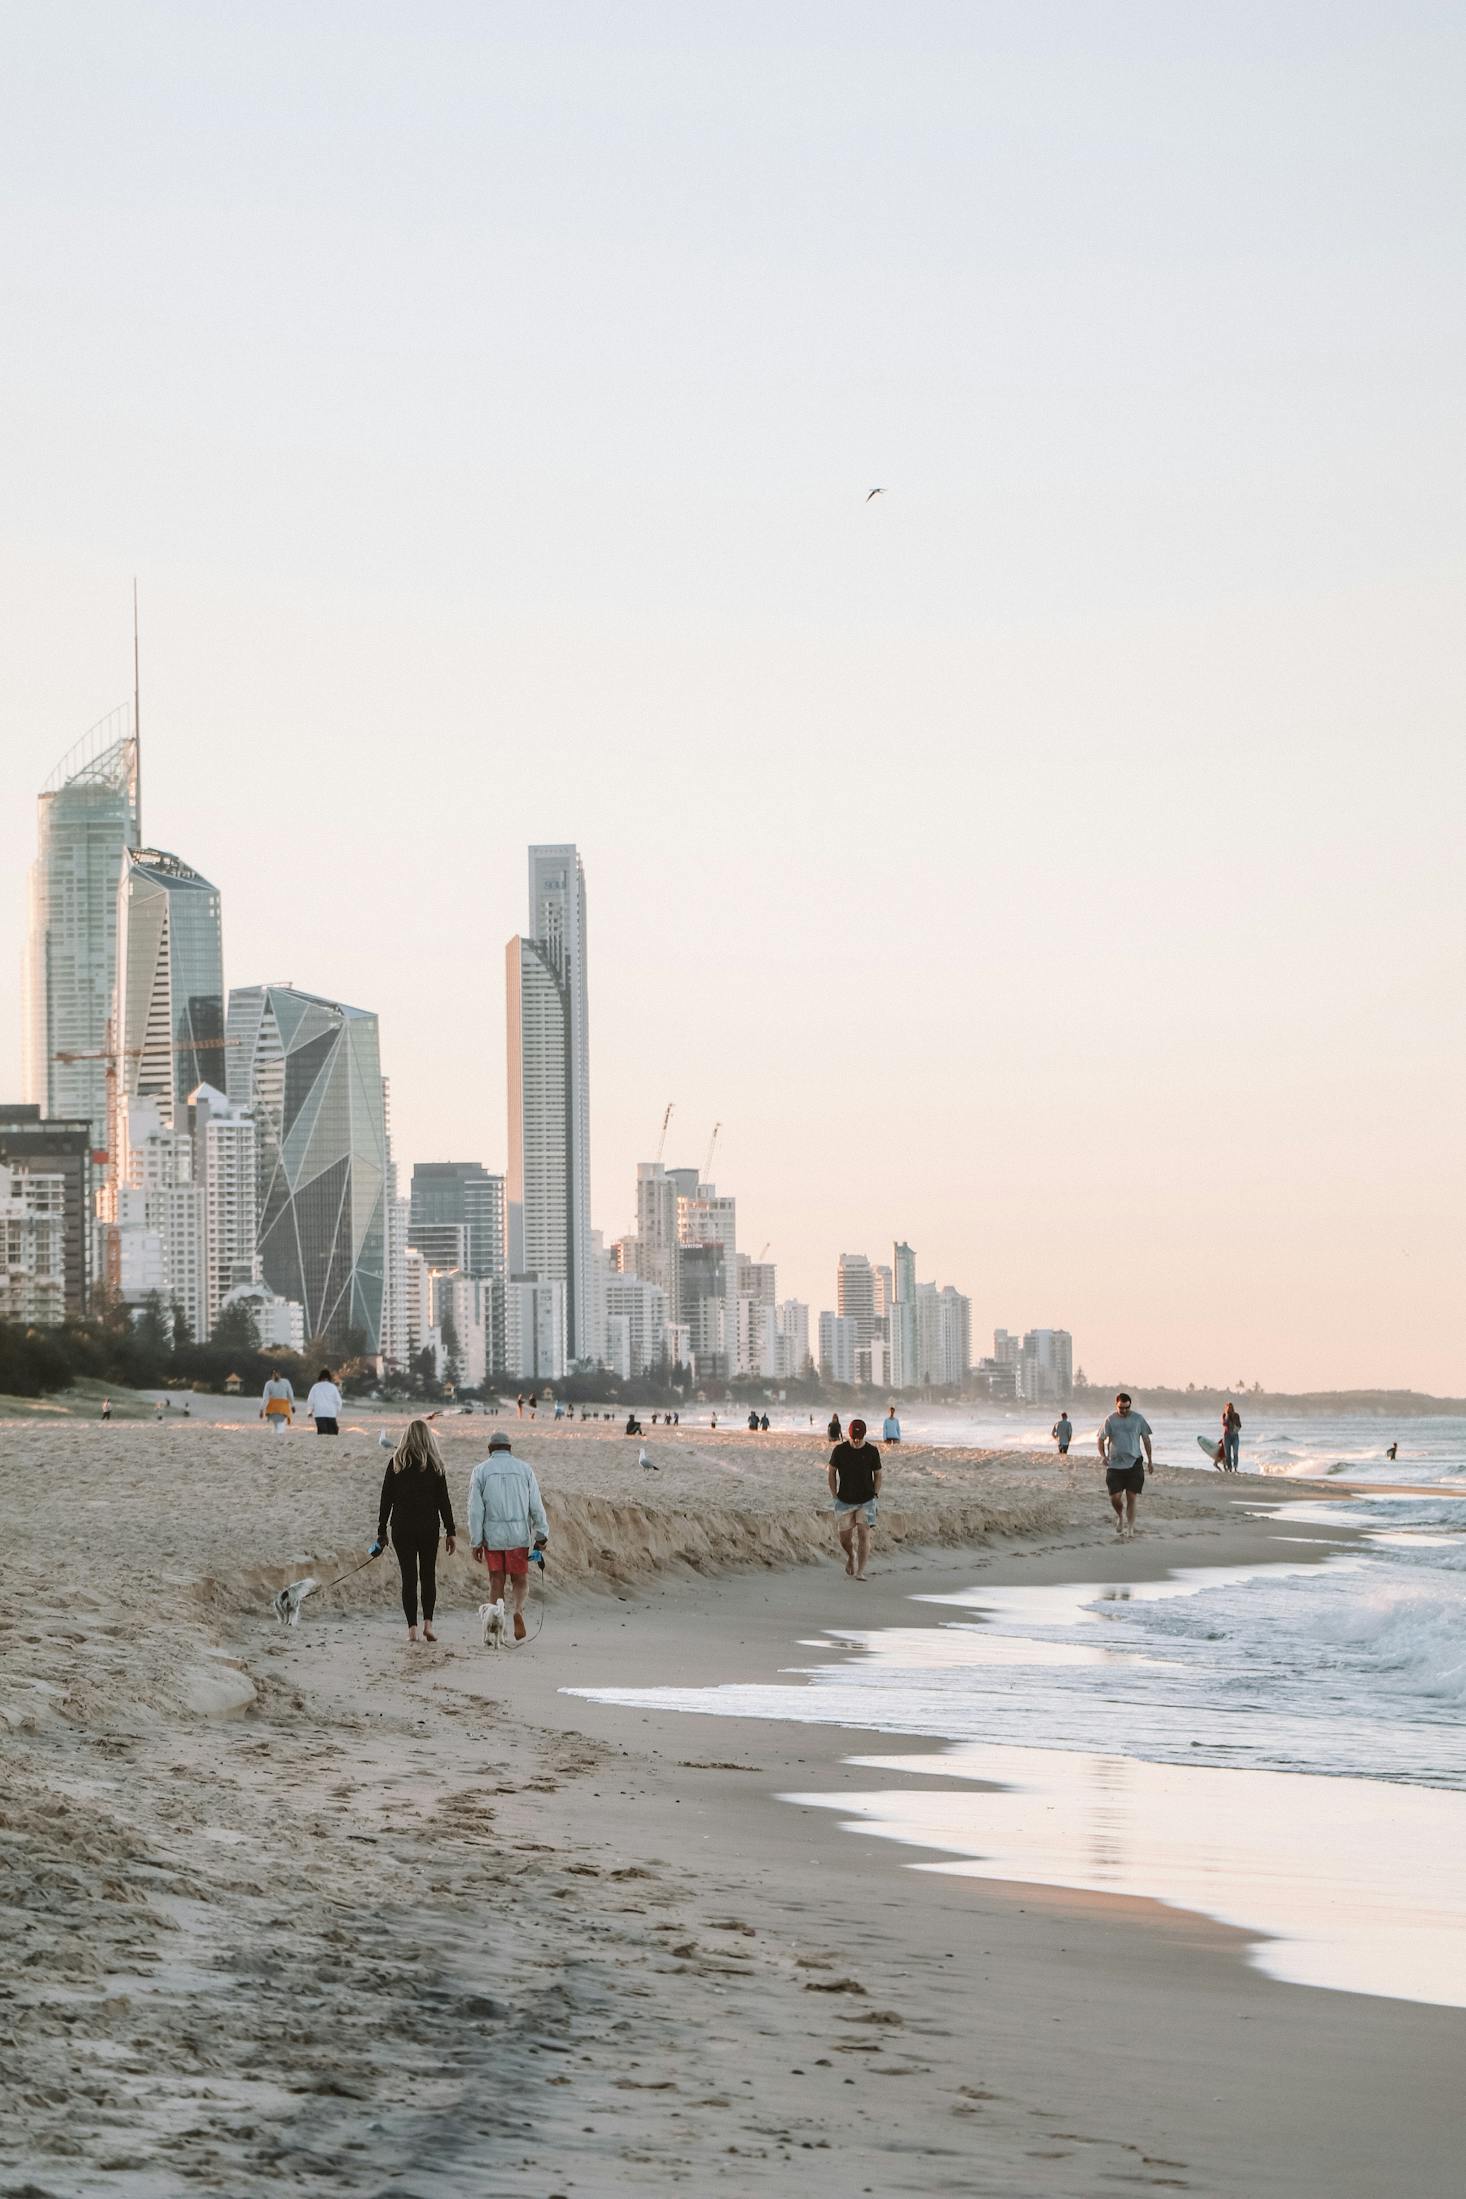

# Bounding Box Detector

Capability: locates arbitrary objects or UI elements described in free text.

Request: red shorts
[481,1546,529,1578]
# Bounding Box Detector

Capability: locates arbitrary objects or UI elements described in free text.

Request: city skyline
[2,10,1462,1388]
[3,683,1456,1387]
[8,679,1075,1389]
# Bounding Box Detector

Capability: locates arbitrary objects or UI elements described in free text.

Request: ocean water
[572,1491,1466,2005]
[730,1405,1466,1486]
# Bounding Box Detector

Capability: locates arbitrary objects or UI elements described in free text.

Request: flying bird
[866,487,886,501]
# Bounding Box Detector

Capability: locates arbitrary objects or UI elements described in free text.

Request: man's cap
[488,1430,512,1451]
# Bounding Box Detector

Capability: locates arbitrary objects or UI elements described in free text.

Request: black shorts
[314,1418,339,1435]
[1106,1462,1145,1495]
[1057,1443,1070,1455]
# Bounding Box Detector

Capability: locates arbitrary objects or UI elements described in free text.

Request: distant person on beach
[516,1393,525,1417]
[1099,1393,1153,1539]
[1387,1442,1398,1461]
[748,1410,759,1431]
[829,1418,882,1580]
[306,1368,342,1436]
[1052,1413,1073,1456]
[1222,1401,1242,1474]
[882,1407,901,1444]
[468,1430,549,1644]
[828,1413,842,1443]
[260,1372,294,1432]
[760,1413,770,1431]
[625,1413,643,1435]
[373,1419,456,1643]
[101,1398,111,1421]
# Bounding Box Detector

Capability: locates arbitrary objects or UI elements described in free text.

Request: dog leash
[525,1556,548,1640]
[322,1548,385,1592]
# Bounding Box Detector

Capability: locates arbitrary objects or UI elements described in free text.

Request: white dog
[478,1598,508,1649]
[271,1577,319,1627]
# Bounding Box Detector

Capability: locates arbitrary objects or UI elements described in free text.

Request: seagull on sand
[639,1446,658,1471]
[378,1428,394,1450]
[866,487,886,501]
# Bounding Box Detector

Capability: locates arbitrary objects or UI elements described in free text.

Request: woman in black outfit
[375,1419,456,1642]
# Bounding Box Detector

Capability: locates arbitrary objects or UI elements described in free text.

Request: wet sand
[3,1419,1461,2193]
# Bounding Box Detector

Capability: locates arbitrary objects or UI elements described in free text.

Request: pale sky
[2,3,1463,1391]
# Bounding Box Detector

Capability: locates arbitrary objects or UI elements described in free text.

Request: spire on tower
[132,578,142,846]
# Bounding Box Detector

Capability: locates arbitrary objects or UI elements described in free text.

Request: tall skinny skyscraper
[506,844,594,1363]
[24,707,141,1151]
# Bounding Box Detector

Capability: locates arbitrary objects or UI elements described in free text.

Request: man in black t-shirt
[828,1418,882,1580]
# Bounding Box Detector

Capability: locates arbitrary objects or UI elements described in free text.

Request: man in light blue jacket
[468,1431,550,1642]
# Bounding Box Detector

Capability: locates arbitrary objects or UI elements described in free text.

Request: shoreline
[3,1425,1462,2193]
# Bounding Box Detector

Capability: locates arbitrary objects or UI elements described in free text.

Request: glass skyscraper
[226,984,387,1351]
[506,844,594,1363]
[115,850,225,1134]
[24,707,140,1153]
[409,1162,505,1280]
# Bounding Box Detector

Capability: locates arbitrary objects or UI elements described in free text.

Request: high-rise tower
[506,844,594,1362]
[226,984,388,1350]
[114,849,224,1137]
[24,708,141,1152]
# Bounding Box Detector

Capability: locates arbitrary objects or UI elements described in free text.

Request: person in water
[828,1417,882,1580]
[1221,1401,1242,1473]
[373,1419,456,1642]
[1052,1412,1073,1456]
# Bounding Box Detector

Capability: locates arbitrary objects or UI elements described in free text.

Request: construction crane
[703,1121,721,1183]
[757,1241,771,1263]
[53,1035,238,1165]
[655,1101,675,1164]
[54,1036,238,1065]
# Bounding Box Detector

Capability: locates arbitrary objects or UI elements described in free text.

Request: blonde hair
[391,1418,446,1477]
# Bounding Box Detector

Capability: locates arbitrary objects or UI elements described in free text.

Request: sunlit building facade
[115,850,224,1139]
[506,846,593,1363]
[24,708,140,1152]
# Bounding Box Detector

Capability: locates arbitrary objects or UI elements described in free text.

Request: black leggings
[393,1528,439,1625]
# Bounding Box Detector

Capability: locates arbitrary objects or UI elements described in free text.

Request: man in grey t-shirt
[1098,1392,1153,1539]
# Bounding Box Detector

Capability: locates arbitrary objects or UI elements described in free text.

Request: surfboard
[1196,1434,1225,1467]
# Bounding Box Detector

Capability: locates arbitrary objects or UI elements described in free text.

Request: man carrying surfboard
[1099,1392,1153,1538]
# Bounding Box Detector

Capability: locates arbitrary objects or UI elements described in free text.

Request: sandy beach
[3,1415,1461,2195]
